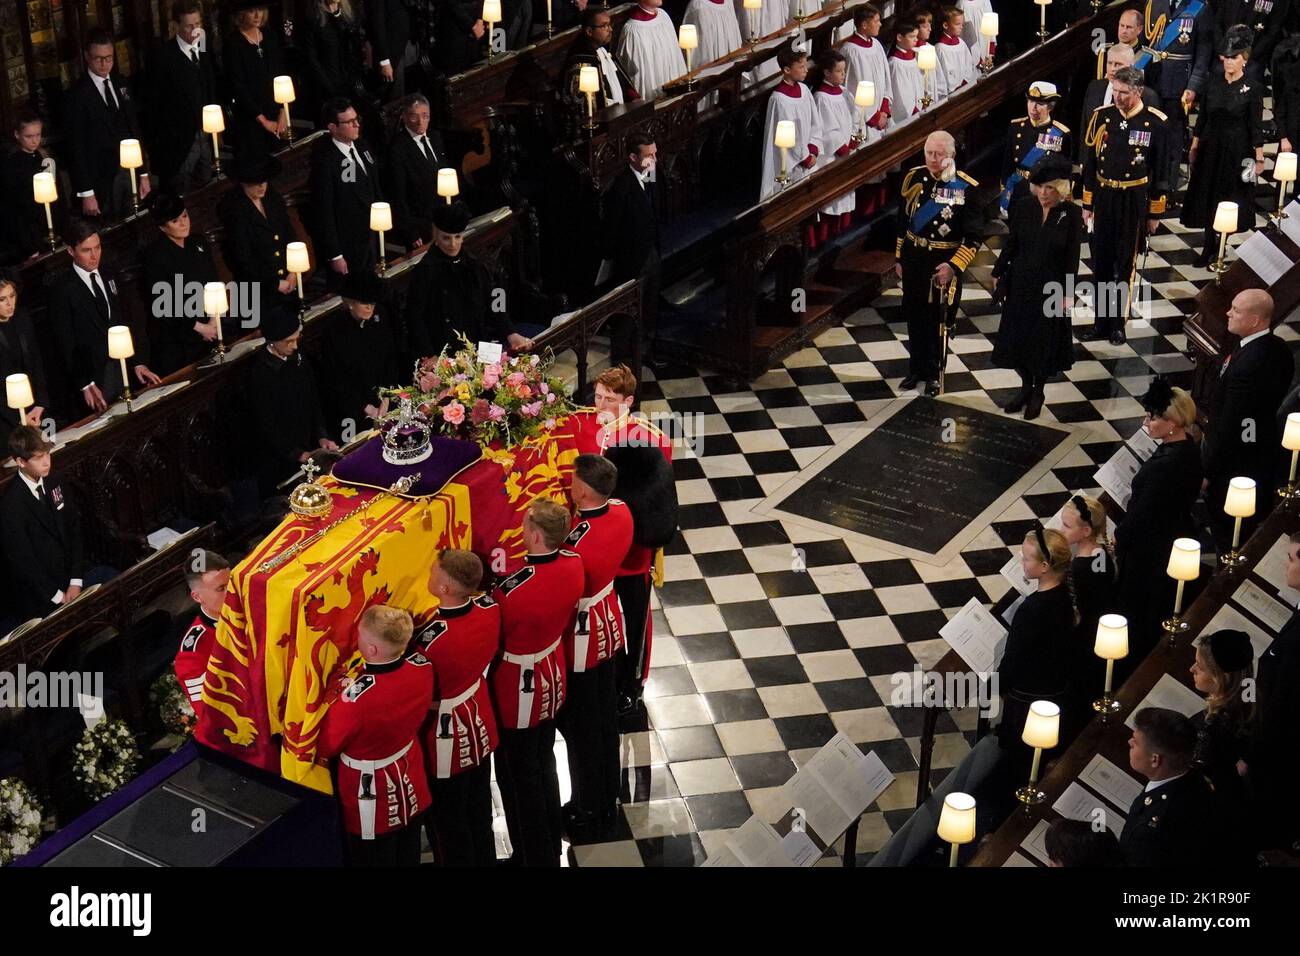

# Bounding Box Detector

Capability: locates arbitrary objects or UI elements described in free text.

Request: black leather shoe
[1109,329,1127,345]
[899,374,920,390]
[1077,328,1104,342]
[1024,389,1044,420]
[925,380,941,397]
[616,693,640,718]
[1000,388,1029,414]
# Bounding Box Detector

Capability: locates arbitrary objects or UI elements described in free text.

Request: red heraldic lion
[316,652,433,839]
[415,595,502,778]
[174,609,217,715]
[491,550,585,728]
[565,500,634,672]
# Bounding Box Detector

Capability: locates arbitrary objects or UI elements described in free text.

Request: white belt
[432,672,486,778]
[502,636,562,729]
[340,741,413,840]
[573,581,616,674]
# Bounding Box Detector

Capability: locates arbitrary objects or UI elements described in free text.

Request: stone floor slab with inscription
[754,397,1078,565]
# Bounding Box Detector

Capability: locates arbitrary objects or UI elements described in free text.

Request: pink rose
[521,401,543,417]
[471,399,491,425]
[489,404,506,421]
[442,402,466,425]
[486,363,502,378]
[546,392,556,404]
[515,384,532,400]
[453,373,467,383]
[506,371,527,388]
[482,371,499,388]
[540,382,550,395]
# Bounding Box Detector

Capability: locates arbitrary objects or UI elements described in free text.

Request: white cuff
[76,190,94,198]
[70,578,83,588]
[331,255,343,262]
[52,590,64,604]
[82,382,97,391]
[380,58,392,67]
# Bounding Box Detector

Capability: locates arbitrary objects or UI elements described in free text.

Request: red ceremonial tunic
[317,653,433,838]
[174,609,217,716]
[565,500,634,672]
[414,596,502,778]
[491,549,584,729]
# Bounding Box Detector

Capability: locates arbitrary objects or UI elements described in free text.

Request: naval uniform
[491,548,584,866]
[560,500,634,823]
[998,115,1072,215]
[1081,102,1169,337]
[414,595,501,866]
[894,166,982,387]
[1135,0,1214,186]
[316,652,434,866]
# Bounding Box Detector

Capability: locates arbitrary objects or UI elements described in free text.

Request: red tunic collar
[848,33,874,48]
[891,47,916,60]
[631,6,657,21]
[939,32,962,45]
[776,80,802,97]
[818,83,844,95]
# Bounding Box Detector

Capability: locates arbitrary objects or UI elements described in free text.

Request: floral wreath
[0,777,43,865]
[72,719,142,803]
[150,672,198,740]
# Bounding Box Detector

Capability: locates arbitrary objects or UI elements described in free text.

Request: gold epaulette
[1010,116,1029,125]
[957,171,978,187]
[1148,107,1168,121]
[1054,121,1071,134]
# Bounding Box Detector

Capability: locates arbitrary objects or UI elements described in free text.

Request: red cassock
[565,500,634,672]
[316,653,433,839]
[491,550,585,729]
[174,610,217,716]
[414,596,502,779]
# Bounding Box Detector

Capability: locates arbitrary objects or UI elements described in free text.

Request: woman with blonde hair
[223,2,288,160]
[1115,376,1202,675]
[1190,629,1253,812]
[995,524,1076,750]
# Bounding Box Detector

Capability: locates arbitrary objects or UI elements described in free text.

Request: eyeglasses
[334,117,361,127]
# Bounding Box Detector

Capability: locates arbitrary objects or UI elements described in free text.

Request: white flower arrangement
[72,719,141,803]
[0,777,44,865]
[150,672,197,739]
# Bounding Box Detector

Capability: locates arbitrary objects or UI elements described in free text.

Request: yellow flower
[456,383,472,402]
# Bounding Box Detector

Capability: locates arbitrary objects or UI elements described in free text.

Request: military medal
[938,223,951,236]
[1119,119,1128,130]
[941,205,953,220]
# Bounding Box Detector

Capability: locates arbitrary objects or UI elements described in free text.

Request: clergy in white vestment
[683,0,744,65]
[616,0,688,99]
[841,4,892,142]
[959,0,992,51]
[735,0,789,82]
[934,7,976,97]
[888,19,924,126]
[813,49,858,223]
[759,42,822,200]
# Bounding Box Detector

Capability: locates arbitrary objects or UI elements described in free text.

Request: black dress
[991,196,1081,377]
[1181,71,1265,234]
[315,308,401,433]
[141,234,223,375]
[0,308,51,432]
[403,249,516,364]
[996,584,1075,749]
[296,9,365,116]
[223,28,287,162]
[1114,436,1203,674]
[246,348,330,496]
[1065,550,1119,734]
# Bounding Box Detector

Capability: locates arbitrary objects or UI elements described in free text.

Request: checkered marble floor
[445,151,1300,867]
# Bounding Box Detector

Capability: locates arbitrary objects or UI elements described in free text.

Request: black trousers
[1090,186,1148,335]
[495,721,561,866]
[345,812,424,866]
[1158,93,1188,188]
[610,248,661,371]
[899,246,960,381]
[614,572,652,696]
[557,659,620,816]
[426,760,496,866]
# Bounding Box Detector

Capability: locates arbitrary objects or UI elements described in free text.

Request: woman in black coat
[216,154,300,314]
[1273,36,1300,158]
[223,3,288,163]
[1189,628,1253,812]
[991,156,1081,420]
[141,193,223,375]
[1114,378,1203,675]
[1182,26,1267,265]
[296,0,366,117]
[0,278,51,432]
[996,525,1077,752]
[1060,493,1118,735]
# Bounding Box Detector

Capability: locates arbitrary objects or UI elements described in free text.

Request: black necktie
[190,49,200,67]
[351,147,368,178]
[36,482,45,501]
[420,136,435,165]
[90,272,110,324]
[101,78,118,111]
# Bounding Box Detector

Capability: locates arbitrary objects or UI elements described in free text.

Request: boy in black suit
[0,427,99,620]
[146,0,219,195]
[308,97,383,292]
[64,29,151,221]
[1203,289,1295,550]
[597,132,662,372]
[48,218,161,416]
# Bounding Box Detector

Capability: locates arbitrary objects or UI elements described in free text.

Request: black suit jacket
[48,266,150,406]
[64,71,146,201]
[1204,332,1295,492]
[217,185,299,296]
[599,166,660,283]
[145,38,219,186]
[308,138,382,274]
[0,309,50,432]
[368,0,412,67]
[1078,79,1159,164]
[0,475,85,618]
[1245,610,1300,838]
[1120,772,1217,866]
[385,128,449,247]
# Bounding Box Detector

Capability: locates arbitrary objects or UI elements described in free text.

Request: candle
[1213,201,1239,234]
[1284,412,1300,483]
[203,281,227,349]
[1277,152,1298,182]
[202,104,224,135]
[32,172,56,232]
[981,10,998,58]
[272,75,296,105]
[916,44,937,72]
[773,119,796,149]
[119,138,143,203]
[370,201,392,270]
[6,373,33,425]
[286,241,310,307]
[855,80,875,108]
[107,325,134,402]
[743,0,761,42]
[1035,0,1050,35]
[437,168,460,203]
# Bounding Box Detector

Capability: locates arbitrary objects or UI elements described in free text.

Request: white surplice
[841,32,892,141]
[934,32,976,98]
[760,81,822,200]
[616,5,688,99]
[684,0,744,64]
[888,48,924,127]
[735,0,788,82]
[814,83,856,215]
[960,0,993,52]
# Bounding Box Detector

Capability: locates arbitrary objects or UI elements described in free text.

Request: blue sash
[911,176,970,235]
[998,128,1064,213]
[1134,0,1204,71]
